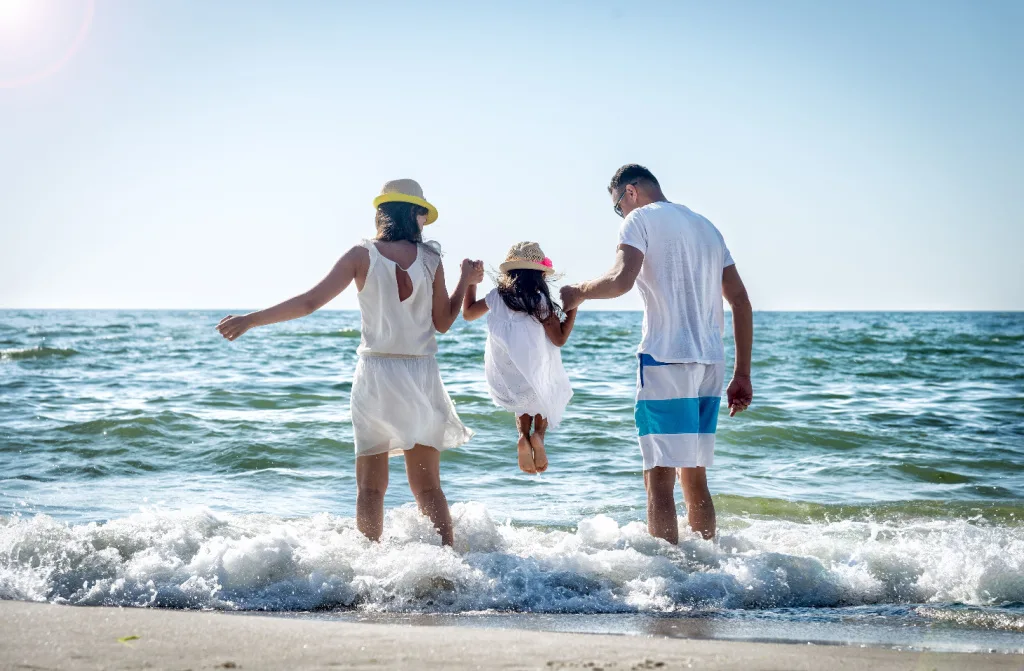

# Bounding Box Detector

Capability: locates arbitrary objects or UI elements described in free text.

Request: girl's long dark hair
[375,201,428,243]
[497,269,563,322]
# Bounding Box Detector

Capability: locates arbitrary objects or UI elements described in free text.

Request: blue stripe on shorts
[636,355,721,437]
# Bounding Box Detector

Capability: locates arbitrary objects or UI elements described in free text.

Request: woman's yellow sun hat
[499,241,556,275]
[372,179,438,225]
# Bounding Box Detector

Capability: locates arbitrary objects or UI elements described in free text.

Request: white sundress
[484,289,573,429]
[351,241,473,457]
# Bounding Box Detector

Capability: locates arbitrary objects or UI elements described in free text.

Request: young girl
[463,242,576,474]
[216,179,478,546]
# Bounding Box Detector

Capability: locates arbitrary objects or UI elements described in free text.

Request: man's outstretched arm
[722,264,753,416]
[560,244,644,311]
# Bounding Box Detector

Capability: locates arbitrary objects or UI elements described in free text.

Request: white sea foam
[1,504,1022,617]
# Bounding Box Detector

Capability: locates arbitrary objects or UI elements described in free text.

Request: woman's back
[357,240,440,357]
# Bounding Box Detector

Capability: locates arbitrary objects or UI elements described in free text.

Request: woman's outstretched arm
[216,245,368,341]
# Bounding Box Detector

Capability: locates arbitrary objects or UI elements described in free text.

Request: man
[560,164,753,543]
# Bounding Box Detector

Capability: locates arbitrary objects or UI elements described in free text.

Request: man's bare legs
[679,466,716,540]
[404,444,454,546]
[355,452,389,541]
[644,466,679,544]
[645,466,717,543]
[516,414,537,474]
[530,413,549,473]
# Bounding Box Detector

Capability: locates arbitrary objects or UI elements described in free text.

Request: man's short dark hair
[608,164,659,194]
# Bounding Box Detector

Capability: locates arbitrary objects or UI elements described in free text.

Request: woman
[216,179,479,545]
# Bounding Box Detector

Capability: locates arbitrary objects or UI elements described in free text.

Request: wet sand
[1,600,1021,670]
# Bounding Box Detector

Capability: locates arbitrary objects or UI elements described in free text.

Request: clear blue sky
[2,0,1022,310]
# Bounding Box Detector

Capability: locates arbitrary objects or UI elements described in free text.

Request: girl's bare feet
[531,414,549,473]
[516,414,537,474]
[518,434,537,473]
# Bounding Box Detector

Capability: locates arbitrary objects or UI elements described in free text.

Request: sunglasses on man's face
[613,182,637,217]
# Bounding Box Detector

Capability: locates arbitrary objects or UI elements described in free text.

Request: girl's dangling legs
[530,414,549,473]
[404,444,454,546]
[356,452,389,541]
[516,414,536,474]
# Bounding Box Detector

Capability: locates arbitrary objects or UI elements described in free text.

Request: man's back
[618,201,734,364]
[561,163,753,543]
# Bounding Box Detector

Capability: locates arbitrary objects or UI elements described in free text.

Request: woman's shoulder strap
[359,239,380,272]
[418,241,443,279]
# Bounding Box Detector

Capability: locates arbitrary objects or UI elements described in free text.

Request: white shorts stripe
[635,357,725,470]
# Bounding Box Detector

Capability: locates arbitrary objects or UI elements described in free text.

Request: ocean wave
[713,495,1024,524]
[199,390,345,410]
[284,330,361,339]
[1,505,1022,618]
[947,332,1024,347]
[916,605,1024,632]
[58,411,196,438]
[0,346,78,361]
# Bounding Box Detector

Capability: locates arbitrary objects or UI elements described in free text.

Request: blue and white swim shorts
[635,354,725,470]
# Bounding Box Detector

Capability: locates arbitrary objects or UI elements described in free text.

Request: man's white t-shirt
[618,201,735,364]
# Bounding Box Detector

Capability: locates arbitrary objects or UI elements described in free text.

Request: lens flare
[0,0,94,88]
[0,0,35,28]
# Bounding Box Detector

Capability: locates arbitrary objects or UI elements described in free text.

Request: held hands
[461,259,484,285]
[726,375,753,416]
[560,284,584,312]
[216,314,254,342]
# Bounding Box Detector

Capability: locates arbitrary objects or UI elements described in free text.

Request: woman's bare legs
[355,451,389,541]
[404,444,454,546]
[530,414,548,473]
[516,414,536,474]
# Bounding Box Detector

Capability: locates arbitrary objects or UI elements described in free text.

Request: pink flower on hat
[541,257,553,268]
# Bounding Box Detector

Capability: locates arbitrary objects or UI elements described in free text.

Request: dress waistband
[359,351,432,359]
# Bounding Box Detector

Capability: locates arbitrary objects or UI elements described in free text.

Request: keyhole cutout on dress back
[395,266,413,303]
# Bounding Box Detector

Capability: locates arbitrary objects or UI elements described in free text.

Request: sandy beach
[0,601,1020,671]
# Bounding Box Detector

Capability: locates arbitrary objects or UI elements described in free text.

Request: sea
[1,309,1023,653]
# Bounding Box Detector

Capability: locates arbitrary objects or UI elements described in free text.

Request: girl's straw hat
[499,241,556,275]
[372,179,438,225]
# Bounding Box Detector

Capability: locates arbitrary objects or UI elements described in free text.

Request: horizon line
[1,307,1022,314]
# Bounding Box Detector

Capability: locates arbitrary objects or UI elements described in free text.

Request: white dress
[351,241,473,457]
[484,289,573,429]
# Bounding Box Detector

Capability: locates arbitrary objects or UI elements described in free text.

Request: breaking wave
[2,504,1022,623]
